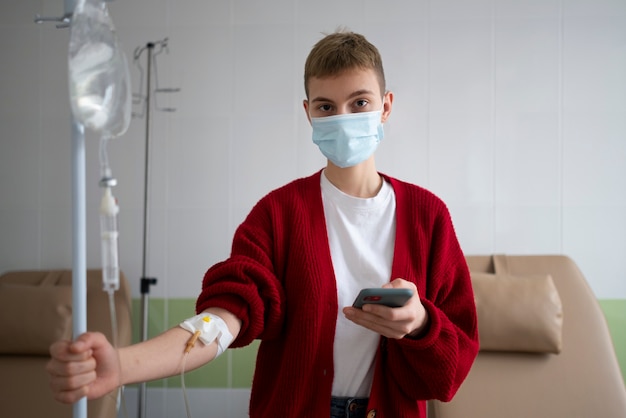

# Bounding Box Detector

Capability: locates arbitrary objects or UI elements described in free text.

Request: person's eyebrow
[347,89,376,99]
[310,96,334,104]
[310,89,376,104]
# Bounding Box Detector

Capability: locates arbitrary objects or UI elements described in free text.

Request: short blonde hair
[304,30,386,98]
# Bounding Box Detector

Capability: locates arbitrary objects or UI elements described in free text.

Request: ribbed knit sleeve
[195,186,288,346]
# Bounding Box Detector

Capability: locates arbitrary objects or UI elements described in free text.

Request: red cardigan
[196,170,478,418]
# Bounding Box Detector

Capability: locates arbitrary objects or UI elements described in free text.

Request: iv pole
[35,1,87,418]
[70,116,88,418]
[132,38,178,418]
[137,41,157,418]
[35,2,126,418]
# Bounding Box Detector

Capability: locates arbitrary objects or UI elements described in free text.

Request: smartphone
[352,288,413,308]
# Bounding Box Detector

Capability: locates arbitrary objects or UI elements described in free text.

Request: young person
[47,30,478,418]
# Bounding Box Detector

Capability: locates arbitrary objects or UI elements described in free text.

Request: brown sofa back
[0,269,132,418]
[429,255,626,418]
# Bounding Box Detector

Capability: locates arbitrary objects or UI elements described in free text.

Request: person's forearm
[118,308,241,385]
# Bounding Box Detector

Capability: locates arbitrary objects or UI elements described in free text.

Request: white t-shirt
[320,171,397,397]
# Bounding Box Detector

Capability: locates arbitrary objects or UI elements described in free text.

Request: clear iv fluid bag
[69,0,131,138]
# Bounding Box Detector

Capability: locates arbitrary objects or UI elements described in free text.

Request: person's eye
[318,104,333,112]
[354,99,369,109]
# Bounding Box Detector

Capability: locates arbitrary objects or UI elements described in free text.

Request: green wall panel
[598,299,626,384]
[130,298,256,389]
[131,298,626,389]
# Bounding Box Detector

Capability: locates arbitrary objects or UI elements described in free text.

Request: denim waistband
[330,396,369,418]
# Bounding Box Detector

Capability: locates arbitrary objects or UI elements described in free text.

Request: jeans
[330,396,369,418]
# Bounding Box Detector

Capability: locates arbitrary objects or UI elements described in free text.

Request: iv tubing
[181,331,201,418]
[99,135,113,180]
[108,290,129,418]
[181,353,193,418]
[99,128,125,416]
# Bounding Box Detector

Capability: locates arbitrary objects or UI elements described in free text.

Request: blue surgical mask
[311,108,384,168]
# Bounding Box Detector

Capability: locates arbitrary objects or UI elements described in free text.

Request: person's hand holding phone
[343,278,429,339]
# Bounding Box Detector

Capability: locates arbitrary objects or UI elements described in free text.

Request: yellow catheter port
[185,330,202,354]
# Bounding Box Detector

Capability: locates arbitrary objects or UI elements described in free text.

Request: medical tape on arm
[179,313,234,357]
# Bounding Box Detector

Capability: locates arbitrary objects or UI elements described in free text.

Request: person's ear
[381,91,394,123]
[303,99,312,124]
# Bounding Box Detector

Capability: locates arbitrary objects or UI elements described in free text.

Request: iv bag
[68,0,131,138]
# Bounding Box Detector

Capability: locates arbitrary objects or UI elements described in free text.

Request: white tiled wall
[1,2,625,297]
[1,1,625,416]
